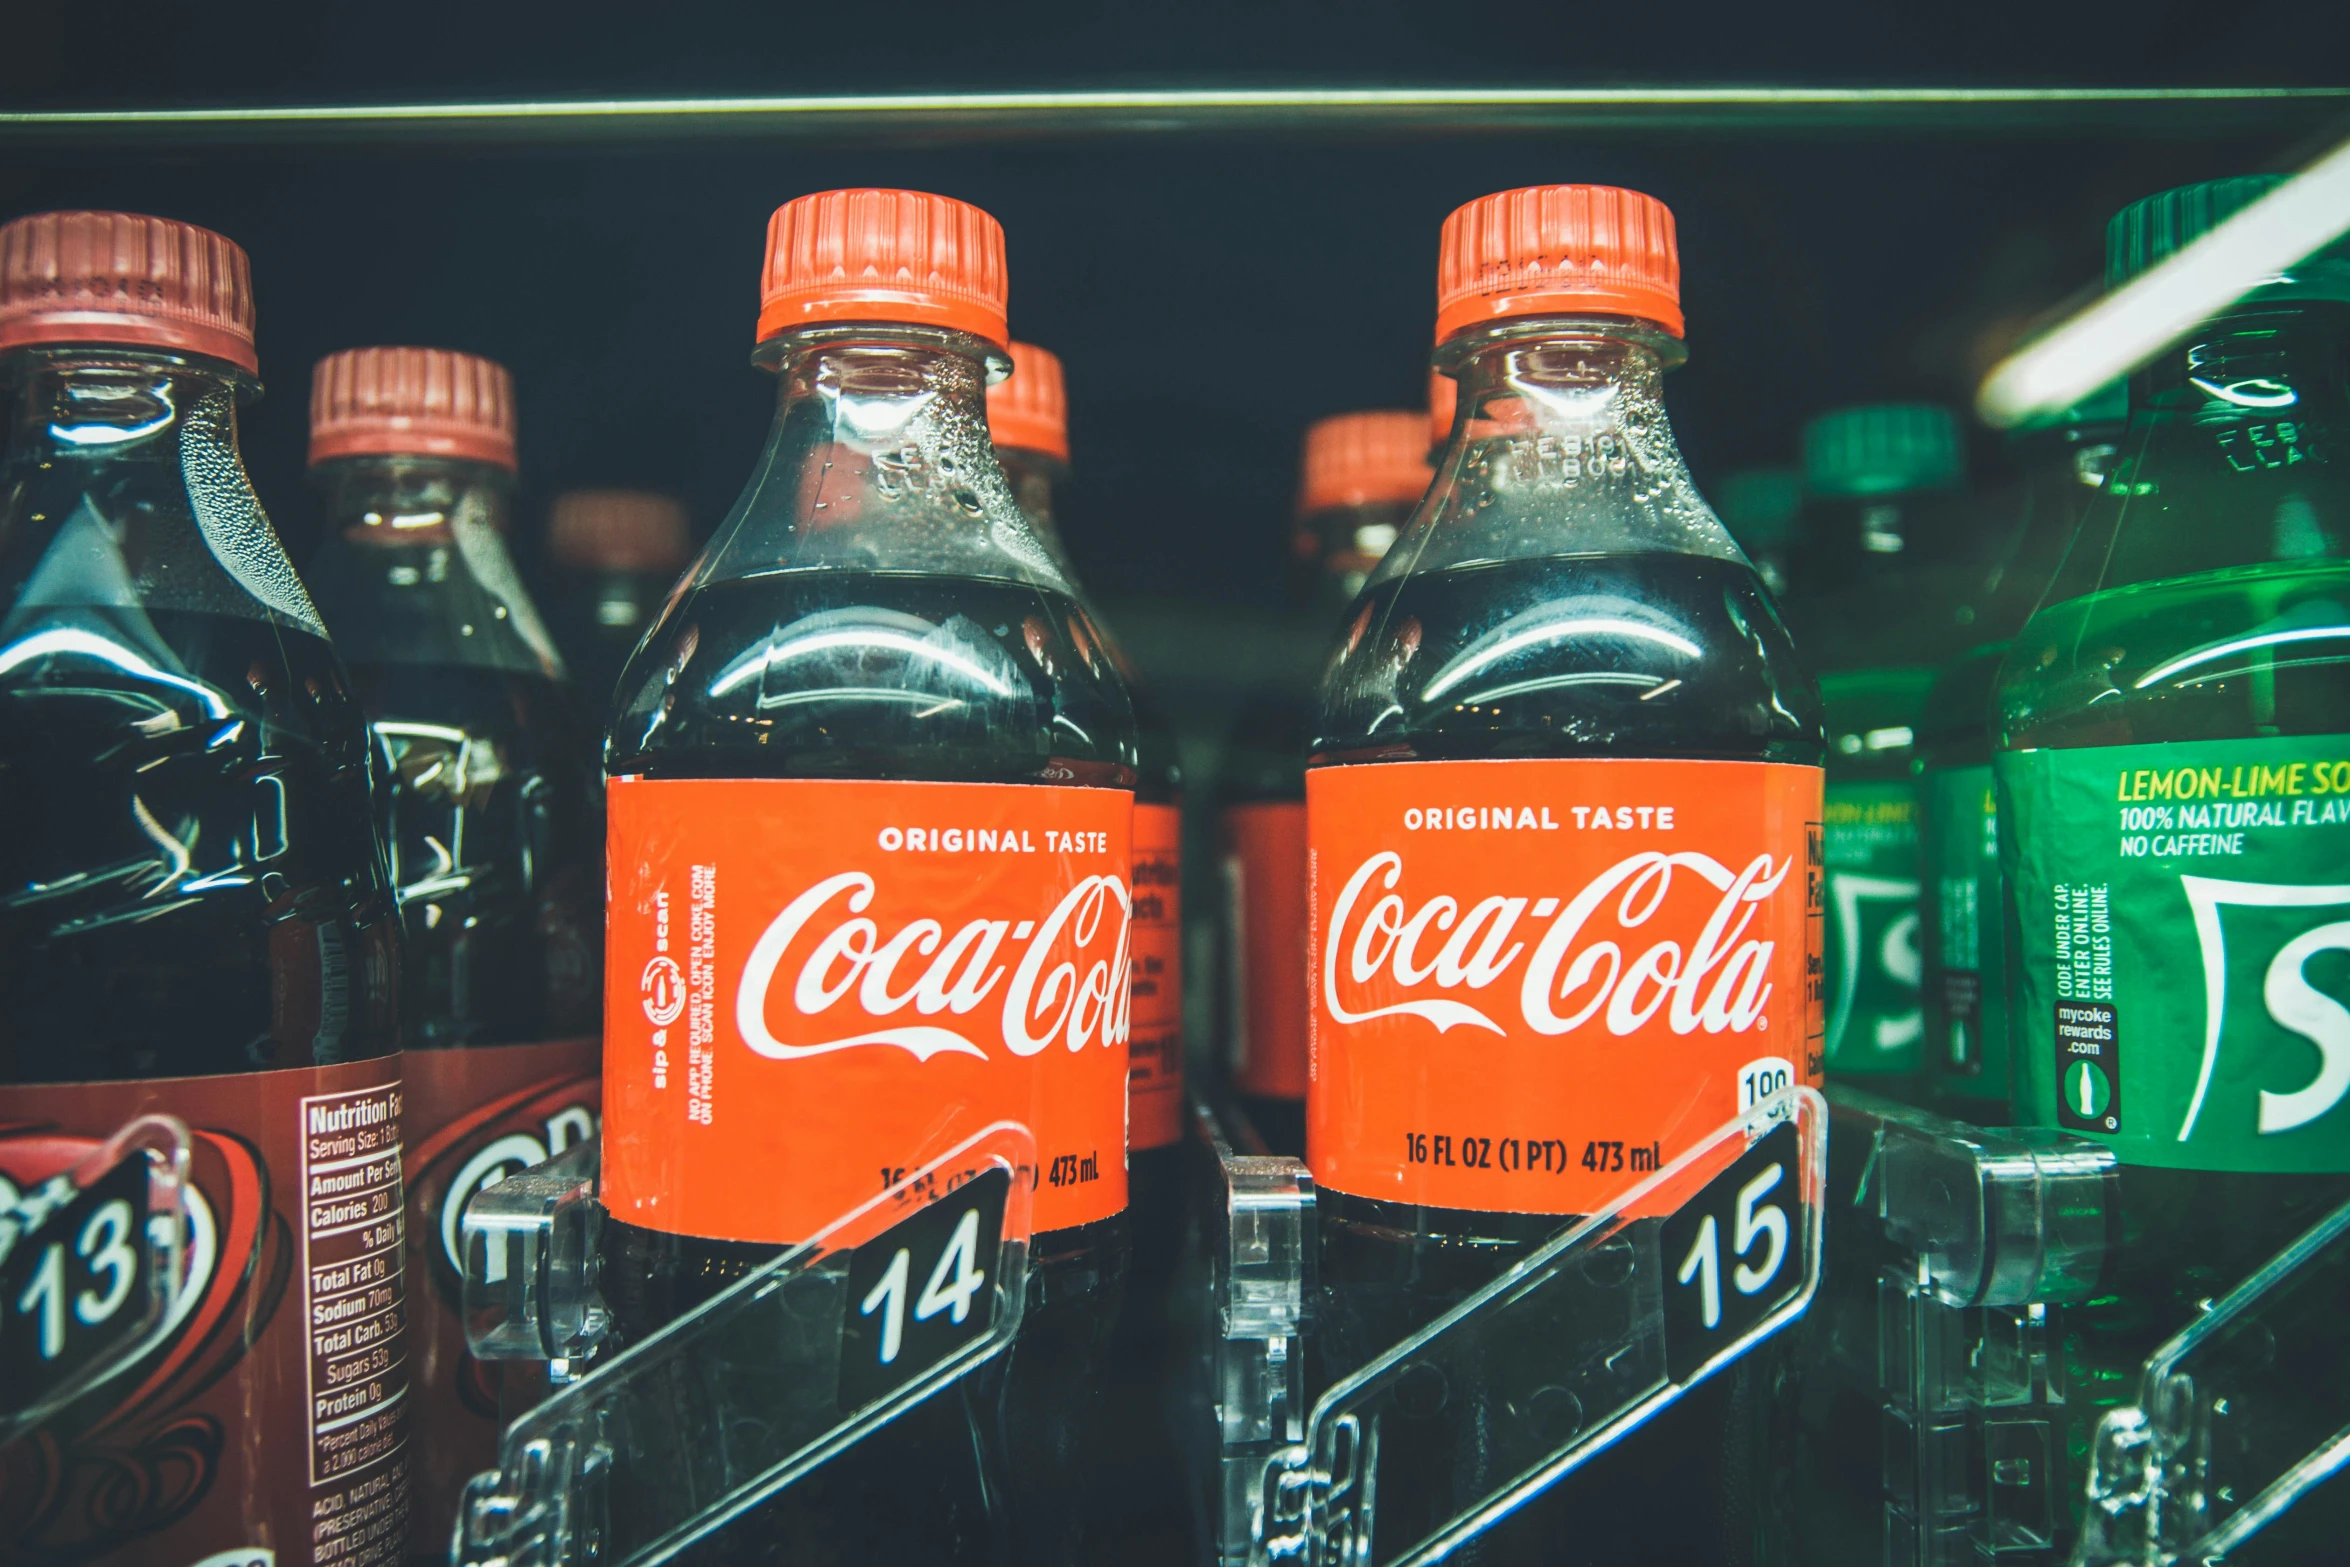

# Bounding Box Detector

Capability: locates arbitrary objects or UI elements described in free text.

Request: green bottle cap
[1714,467,1803,549]
[2107,176,2350,306]
[1802,404,1964,498]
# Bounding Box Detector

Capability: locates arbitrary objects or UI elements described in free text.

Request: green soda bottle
[1795,405,1981,1097]
[1996,178,2350,1538]
[1916,382,2127,1124]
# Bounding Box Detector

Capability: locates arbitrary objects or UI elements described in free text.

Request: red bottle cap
[988,341,1069,461]
[548,490,691,573]
[308,346,517,470]
[758,189,1009,349]
[0,210,258,374]
[1435,185,1682,343]
[1299,411,1434,515]
[1428,368,1457,451]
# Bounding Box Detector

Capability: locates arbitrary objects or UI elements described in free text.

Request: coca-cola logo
[734,871,1133,1063]
[1323,848,1792,1038]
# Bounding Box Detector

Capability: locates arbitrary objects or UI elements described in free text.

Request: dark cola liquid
[603,568,1135,1567]
[1104,686,1200,1565]
[1217,682,1311,1155]
[0,608,400,1083]
[342,662,600,1046]
[1312,551,1821,1567]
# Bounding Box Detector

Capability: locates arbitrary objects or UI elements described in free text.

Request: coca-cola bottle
[1997,179,2350,1554]
[1307,186,1823,1563]
[1221,410,1424,1155]
[1915,380,2124,1124]
[543,488,690,725]
[986,337,1194,1557]
[1793,405,1977,1101]
[599,189,1138,1564]
[299,347,601,1549]
[0,213,409,1564]
[989,341,1187,1186]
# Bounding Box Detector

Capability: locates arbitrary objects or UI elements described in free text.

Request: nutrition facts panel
[301,1079,410,1487]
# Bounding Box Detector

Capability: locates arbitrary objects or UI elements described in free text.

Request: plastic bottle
[1996,179,2350,1546]
[599,189,1138,1564]
[1795,404,1977,1099]
[543,488,690,725]
[0,212,409,1565]
[987,338,1195,1559]
[1715,466,1803,599]
[1308,185,1823,1563]
[1915,381,2125,1124]
[1220,409,1424,1155]
[300,347,602,1551]
[990,341,1187,1173]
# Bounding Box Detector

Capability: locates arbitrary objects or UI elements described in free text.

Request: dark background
[4,1,2346,619]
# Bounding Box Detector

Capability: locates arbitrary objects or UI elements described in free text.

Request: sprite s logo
[2179,875,2350,1140]
[1825,870,1921,1057]
[1321,848,1792,1038]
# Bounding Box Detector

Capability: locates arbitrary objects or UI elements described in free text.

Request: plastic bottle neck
[1440,320,1676,445]
[5,347,250,472]
[2045,304,2350,605]
[0,346,323,634]
[306,453,562,679]
[1393,317,1736,586]
[704,327,1063,592]
[315,453,514,543]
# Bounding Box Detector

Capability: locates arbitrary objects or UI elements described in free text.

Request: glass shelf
[3,84,2345,148]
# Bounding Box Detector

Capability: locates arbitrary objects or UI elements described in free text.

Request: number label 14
[837,1167,1011,1411]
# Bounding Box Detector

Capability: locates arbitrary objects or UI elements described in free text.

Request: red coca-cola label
[0,1059,411,1566]
[402,1039,598,1555]
[604,776,1133,1243]
[1223,800,1311,1102]
[1129,801,1186,1151]
[1307,758,1824,1214]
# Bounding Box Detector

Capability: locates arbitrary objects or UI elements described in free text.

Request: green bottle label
[2002,737,2350,1172]
[1822,778,1922,1075]
[1920,763,2009,1103]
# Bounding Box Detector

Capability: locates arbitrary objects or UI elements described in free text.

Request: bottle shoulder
[606,568,1141,789]
[1310,551,1824,769]
[1997,559,2350,749]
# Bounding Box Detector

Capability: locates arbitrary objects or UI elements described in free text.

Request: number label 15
[1658,1122,1802,1386]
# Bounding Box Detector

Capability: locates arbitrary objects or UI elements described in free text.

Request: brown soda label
[1129,801,1186,1150]
[0,1058,412,1566]
[401,1039,599,1554]
[1222,801,1311,1101]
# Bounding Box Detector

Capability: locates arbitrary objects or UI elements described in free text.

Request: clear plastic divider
[451,1121,1035,1567]
[2076,1190,2350,1567]
[463,1131,607,1367]
[0,1113,193,1444]
[1255,1086,1827,1567]
[1811,1086,2119,1566]
[1195,1098,1316,1566]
